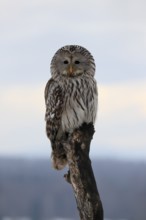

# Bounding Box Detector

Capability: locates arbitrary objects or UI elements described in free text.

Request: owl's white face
[51,45,95,79]
[54,52,90,77]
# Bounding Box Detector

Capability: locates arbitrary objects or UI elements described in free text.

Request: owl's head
[51,45,95,78]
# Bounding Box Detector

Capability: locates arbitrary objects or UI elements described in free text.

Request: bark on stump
[63,123,103,220]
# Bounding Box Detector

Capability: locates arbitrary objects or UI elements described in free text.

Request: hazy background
[0,0,146,219]
[0,0,146,160]
[0,158,146,220]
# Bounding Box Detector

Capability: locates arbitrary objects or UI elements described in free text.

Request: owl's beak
[68,65,73,76]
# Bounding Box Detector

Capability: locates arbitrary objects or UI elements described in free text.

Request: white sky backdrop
[0,0,146,160]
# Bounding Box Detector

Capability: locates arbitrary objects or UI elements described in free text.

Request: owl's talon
[64,170,71,183]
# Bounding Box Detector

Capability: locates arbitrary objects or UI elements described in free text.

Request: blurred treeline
[0,158,146,220]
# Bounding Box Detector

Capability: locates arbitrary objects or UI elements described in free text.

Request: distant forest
[0,158,146,220]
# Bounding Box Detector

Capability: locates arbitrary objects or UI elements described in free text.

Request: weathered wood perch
[63,123,104,220]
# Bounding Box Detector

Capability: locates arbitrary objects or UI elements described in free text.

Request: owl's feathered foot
[51,142,67,170]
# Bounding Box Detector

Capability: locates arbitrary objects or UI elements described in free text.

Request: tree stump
[63,123,103,220]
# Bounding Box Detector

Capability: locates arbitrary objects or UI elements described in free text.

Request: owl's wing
[45,78,64,143]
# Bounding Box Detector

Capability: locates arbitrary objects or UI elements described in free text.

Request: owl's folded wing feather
[45,79,64,143]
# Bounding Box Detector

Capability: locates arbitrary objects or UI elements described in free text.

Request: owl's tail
[51,142,67,170]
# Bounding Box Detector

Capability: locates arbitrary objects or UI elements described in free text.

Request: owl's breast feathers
[45,77,97,142]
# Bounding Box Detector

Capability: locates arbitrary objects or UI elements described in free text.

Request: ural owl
[45,45,98,170]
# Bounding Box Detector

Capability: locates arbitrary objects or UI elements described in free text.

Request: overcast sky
[0,0,146,160]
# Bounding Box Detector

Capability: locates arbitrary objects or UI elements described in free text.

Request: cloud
[0,84,49,157]
[0,0,146,159]
[1,0,146,85]
[1,0,146,41]
[92,81,146,159]
[98,81,146,120]
[0,81,146,159]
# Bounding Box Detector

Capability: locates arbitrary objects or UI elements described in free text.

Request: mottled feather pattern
[45,45,98,169]
[45,79,64,143]
[45,74,97,141]
[61,76,97,132]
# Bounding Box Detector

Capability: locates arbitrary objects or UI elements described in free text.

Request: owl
[45,45,98,170]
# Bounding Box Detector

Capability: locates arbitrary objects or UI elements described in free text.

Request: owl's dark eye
[63,60,69,64]
[75,60,80,64]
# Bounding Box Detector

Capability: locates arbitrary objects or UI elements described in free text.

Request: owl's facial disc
[64,62,82,77]
[60,54,87,77]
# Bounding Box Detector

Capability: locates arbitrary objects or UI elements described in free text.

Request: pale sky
[0,0,146,160]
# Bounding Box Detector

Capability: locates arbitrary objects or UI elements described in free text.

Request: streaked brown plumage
[45,45,98,169]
